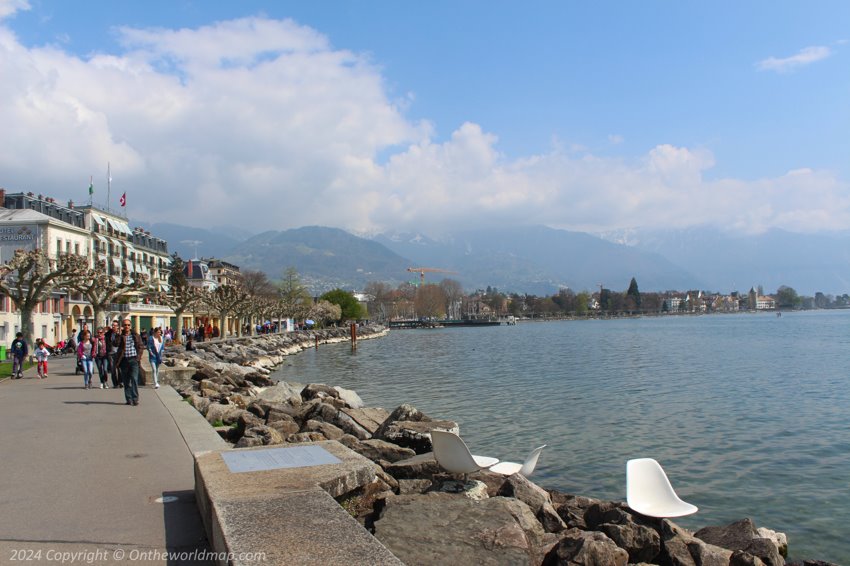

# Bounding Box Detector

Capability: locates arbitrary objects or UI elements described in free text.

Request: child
[34,339,49,379]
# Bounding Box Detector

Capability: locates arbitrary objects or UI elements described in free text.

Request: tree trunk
[174,307,185,344]
[20,304,35,349]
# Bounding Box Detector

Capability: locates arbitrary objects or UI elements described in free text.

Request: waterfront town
[0,189,839,350]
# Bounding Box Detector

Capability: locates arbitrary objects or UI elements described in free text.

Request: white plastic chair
[489,445,547,477]
[430,430,499,481]
[626,458,698,518]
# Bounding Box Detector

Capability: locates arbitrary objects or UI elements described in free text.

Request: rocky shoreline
[161,327,835,566]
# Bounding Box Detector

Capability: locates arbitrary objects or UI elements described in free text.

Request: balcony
[108,302,174,314]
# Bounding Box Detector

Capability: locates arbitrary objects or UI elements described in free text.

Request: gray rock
[333,386,364,408]
[599,522,661,564]
[661,519,733,566]
[266,418,300,438]
[378,420,460,454]
[301,383,340,402]
[351,439,416,463]
[287,432,327,443]
[437,479,490,501]
[397,479,434,495]
[498,474,567,533]
[235,411,264,437]
[333,410,373,440]
[543,528,629,566]
[204,403,242,426]
[303,419,346,440]
[374,493,549,566]
[695,518,784,566]
[339,407,389,435]
[384,452,443,480]
[240,424,285,446]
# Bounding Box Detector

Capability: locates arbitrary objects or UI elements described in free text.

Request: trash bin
[0,346,6,360]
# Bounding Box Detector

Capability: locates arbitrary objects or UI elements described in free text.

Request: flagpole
[107,162,111,212]
[89,176,93,206]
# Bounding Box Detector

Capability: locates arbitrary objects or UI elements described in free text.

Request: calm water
[271,311,850,563]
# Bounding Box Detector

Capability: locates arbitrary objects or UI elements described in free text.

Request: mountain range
[137,221,850,297]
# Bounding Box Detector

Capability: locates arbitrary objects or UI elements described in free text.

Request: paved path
[0,355,213,565]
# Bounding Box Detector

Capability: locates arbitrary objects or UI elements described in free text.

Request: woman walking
[147,327,165,389]
[77,329,95,389]
[94,327,110,388]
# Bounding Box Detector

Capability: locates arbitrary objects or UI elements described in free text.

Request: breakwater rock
[161,330,833,566]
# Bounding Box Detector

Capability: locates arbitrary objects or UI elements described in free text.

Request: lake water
[270,310,850,564]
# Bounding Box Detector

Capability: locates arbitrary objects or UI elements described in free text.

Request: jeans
[12,356,24,377]
[121,358,139,403]
[108,353,120,387]
[95,357,108,384]
[148,357,160,386]
[81,357,94,386]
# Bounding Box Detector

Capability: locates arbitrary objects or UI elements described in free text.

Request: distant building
[205,258,241,286]
[184,258,218,290]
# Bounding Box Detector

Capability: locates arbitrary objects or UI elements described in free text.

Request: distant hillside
[223,226,412,293]
[135,221,251,259]
[377,226,700,294]
[599,226,850,295]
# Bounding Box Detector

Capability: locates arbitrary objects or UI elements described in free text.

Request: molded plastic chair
[430,430,499,481]
[626,458,698,518]
[489,445,547,477]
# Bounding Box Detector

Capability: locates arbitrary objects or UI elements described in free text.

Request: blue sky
[1,0,849,235]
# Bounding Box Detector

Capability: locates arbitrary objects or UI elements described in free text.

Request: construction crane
[407,267,458,286]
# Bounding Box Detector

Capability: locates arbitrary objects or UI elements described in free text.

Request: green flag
[88,180,94,195]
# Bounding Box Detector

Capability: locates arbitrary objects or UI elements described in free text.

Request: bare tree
[68,261,149,329]
[414,284,447,319]
[241,269,276,298]
[439,278,464,320]
[0,249,88,346]
[204,284,249,337]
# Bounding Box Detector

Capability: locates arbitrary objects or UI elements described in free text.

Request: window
[74,242,80,255]
[56,239,62,256]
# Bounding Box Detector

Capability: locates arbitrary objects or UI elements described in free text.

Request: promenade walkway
[0,354,213,565]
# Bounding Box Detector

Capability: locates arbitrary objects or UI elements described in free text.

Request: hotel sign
[0,226,36,242]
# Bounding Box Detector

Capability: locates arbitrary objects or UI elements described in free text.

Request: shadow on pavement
[161,489,214,565]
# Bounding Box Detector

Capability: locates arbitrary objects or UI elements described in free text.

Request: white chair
[626,458,698,518]
[489,445,547,477]
[430,430,499,481]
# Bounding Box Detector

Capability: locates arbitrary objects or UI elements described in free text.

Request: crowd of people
[9,319,169,407]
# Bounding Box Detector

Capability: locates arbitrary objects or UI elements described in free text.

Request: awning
[91,213,105,227]
[97,255,109,269]
[123,241,136,254]
[111,257,122,269]
[115,220,132,235]
[125,260,135,273]
[159,282,171,292]
[95,234,108,244]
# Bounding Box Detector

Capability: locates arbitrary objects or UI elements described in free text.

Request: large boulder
[384,453,444,480]
[351,439,416,463]
[543,528,629,566]
[695,519,785,566]
[339,407,389,436]
[661,519,733,566]
[302,419,346,441]
[373,493,552,566]
[498,474,567,533]
[378,420,460,454]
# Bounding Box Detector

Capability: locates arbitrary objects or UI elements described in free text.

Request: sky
[1,0,849,237]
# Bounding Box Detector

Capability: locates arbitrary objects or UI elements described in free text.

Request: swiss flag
[119,192,126,207]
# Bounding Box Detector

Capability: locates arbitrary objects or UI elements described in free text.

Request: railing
[107,302,174,313]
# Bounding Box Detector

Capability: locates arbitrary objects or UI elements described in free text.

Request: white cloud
[0,14,847,239]
[0,0,29,20]
[756,45,831,73]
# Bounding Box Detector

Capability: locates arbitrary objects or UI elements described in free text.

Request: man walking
[10,332,28,379]
[116,318,144,406]
[106,320,122,388]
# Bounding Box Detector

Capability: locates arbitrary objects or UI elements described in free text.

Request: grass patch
[212,419,225,427]
[0,360,34,377]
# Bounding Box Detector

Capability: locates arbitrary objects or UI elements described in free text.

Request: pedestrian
[116,318,144,406]
[10,332,28,379]
[77,329,95,389]
[94,327,109,388]
[185,336,195,351]
[106,320,122,388]
[147,326,164,389]
[34,339,49,379]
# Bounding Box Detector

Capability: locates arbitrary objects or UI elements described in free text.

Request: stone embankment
[162,327,835,566]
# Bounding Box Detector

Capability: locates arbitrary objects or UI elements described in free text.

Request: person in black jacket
[10,332,28,379]
[116,319,144,406]
[105,320,122,388]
